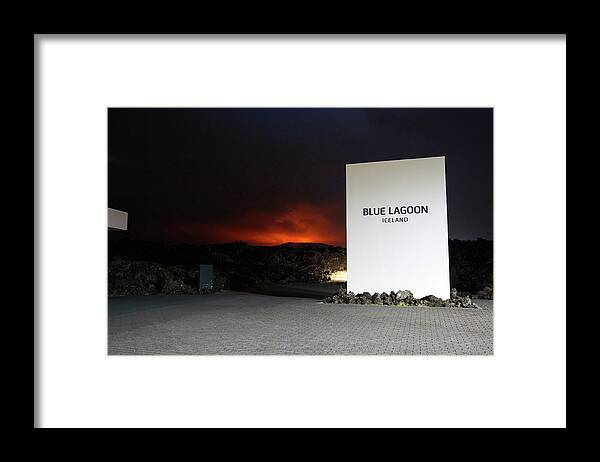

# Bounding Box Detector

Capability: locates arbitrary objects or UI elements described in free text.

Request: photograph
[107,108,493,355]
[36,35,565,428]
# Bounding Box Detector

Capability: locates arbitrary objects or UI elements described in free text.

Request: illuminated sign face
[346,157,450,299]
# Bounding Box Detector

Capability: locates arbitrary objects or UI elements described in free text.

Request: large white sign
[346,157,450,299]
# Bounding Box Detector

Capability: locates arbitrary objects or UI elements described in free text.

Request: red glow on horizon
[157,202,345,246]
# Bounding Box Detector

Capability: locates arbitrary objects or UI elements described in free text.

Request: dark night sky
[108,108,493,246]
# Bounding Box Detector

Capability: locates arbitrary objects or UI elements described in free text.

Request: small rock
[389,291,397,304]
[372,293,382,305]
[396,290,415,303]
[346,291,356,304]
[419,295,445,306]
[475,286,493,300]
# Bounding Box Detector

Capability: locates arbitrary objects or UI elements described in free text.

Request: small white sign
[346,157,450,299]
[108,208,128,231]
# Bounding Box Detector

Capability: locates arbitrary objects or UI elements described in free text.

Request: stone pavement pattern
[108,291,493,355]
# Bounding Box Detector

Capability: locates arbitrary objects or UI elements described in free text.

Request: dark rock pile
[108,238,493,299]
[109,239,347,291]
[211,242,346,287]
[108,256,228,296]
[323,287,478,308]
[475,286,493,299]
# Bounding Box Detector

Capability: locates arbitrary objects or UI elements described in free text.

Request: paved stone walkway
[108,291,493,355]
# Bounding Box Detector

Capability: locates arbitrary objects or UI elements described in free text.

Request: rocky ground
[323,287,480,308]
[108,240,346,297]
[108,256,228,296]
[108,238,493,301]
